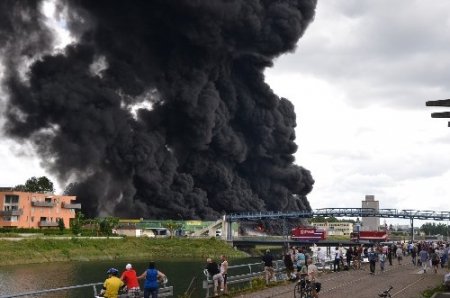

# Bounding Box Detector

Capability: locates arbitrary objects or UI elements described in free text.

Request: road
[234,261,448,298]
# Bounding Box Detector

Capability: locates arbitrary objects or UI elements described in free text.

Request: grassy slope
[0,237,247,266]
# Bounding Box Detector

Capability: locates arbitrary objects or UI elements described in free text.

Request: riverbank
[0,236,248,266]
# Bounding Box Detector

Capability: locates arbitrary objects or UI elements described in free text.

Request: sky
[1,0,450,226]
[265,0,450,225]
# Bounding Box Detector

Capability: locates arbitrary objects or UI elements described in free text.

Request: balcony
[31,201,56,207]
[0,221,19,227]
[61,202,81,209]
[0,209,23,216]
[38,221,59,227]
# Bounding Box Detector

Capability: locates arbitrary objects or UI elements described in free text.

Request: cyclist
[307,258,321,298]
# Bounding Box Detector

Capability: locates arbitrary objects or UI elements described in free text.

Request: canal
[0,256,270,297]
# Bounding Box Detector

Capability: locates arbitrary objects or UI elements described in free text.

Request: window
[45,197,52,203]
[5,195,19,204]
[31,216,34,222]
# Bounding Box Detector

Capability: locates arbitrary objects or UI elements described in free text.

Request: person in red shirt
[121,263,141,297]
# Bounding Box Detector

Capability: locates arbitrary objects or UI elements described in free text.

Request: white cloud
[266,0,450,226]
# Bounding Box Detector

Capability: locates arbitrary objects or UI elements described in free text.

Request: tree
[163,220,183,238]
[420,222,450,236]
[70,212,85,235]
[97,217,120,236]
[15,176,55,193]
[58,218,65,234]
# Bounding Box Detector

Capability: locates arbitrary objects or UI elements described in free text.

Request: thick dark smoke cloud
[1,0,316,219]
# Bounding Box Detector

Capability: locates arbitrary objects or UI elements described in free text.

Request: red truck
[350,231,388,242]
[291,227,326,241]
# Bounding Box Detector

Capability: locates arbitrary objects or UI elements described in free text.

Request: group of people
[204,255,229,297]
[405,241,450,273]
[98,261,166,298]
[280,247,321,298]
[321,240,450,276]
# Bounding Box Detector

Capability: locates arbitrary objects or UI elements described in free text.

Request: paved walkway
[233,262,449,298]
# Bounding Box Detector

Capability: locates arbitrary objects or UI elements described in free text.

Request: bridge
[222,208,450,242]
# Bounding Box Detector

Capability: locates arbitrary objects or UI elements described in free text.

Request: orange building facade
[0,190,81,229]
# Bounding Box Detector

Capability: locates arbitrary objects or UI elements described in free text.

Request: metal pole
[282,217,288,252]
[410,217,414,242]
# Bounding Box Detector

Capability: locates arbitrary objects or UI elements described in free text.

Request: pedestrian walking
[387,245,393,266]
[368,248,378,275]
[379,250,386,272]
[411,246,417,266]
[419,247,429,273]
[430,249,440,274]
[396,245,403,265]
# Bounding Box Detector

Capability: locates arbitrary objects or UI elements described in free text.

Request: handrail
[0,282,103,298]
[0,282,174,298]
[202,260,286,298]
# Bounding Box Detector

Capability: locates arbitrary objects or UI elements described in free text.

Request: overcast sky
[1,1,450,226]
[266,0,450,225]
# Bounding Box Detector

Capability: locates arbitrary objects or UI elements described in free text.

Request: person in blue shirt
[368,247,378,274]
[138,261,167,298]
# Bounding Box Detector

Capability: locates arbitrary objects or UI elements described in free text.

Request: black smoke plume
[1,0,316,219]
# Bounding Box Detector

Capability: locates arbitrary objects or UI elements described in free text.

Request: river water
[0,257,264,297]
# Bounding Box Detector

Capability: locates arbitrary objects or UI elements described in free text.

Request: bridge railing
[202,260,286,298]
[226,208,450,221]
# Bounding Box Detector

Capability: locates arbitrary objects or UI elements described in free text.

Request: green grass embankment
[0,237,247,266]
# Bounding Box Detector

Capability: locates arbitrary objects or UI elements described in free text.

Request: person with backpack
[431,248,440,274]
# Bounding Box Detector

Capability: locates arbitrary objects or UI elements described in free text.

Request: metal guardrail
[0,282,103,298]
[203,260,286,298]
[0,282,174,298]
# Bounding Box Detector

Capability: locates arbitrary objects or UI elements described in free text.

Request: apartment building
[0,190,81,229]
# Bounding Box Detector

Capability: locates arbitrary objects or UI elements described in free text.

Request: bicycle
[294,275,322,298]
[294,275,313,298]
[378,285,393,298]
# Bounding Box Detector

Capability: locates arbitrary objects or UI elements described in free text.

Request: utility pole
[426,99,450,126]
